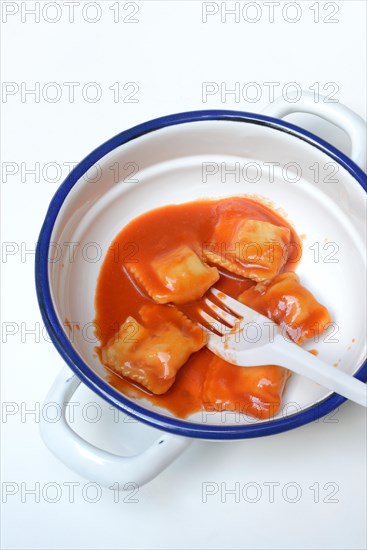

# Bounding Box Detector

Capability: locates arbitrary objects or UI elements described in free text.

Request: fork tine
[197,322,210,335]
[197,322,224,347]
[198,310,227,335]
[210,287,250,318]
[203,297,238,327]
[198,323,229,358]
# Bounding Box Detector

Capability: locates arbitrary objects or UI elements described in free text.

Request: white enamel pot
[36,92,367,488]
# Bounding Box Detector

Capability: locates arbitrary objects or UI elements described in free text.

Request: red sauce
[94,197,301,418]
[64,318,72,333]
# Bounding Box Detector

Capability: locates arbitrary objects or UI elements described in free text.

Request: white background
[1,1,366,549]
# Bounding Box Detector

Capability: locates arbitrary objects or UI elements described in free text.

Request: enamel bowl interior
[47,118,366,437]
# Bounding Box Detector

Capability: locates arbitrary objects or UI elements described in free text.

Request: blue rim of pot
[35,110,367,439]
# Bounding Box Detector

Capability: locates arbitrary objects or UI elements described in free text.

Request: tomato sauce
[94,197,301,418]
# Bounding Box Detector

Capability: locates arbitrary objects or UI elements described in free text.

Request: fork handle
[271,336,367,407]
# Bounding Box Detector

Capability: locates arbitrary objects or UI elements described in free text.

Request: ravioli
[127,245,219,304]
[102,303,206,394]
[203,217,290,281]
[238,272,332,343]
[96,196,332,420]
[203,355,291,420]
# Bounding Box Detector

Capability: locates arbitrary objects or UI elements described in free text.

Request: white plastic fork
[199,288,367,407]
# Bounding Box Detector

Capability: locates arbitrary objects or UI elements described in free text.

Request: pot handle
[262,91,367,171]
[40,367,191,489]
